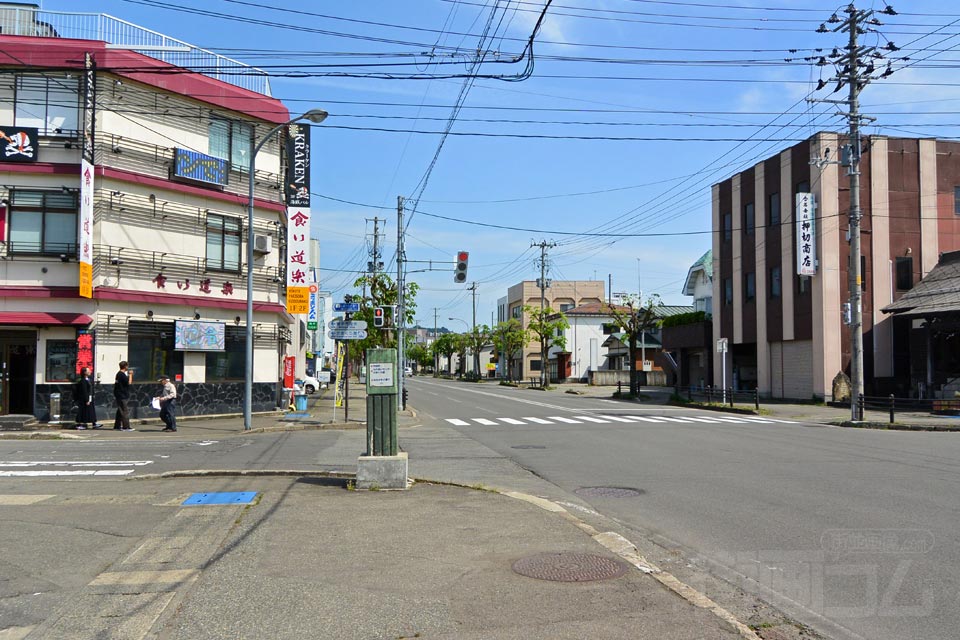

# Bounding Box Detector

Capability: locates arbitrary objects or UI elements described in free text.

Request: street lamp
[244,108,328,430]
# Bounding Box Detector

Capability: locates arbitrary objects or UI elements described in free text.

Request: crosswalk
[0,460,154,477]
[444,414,796,427]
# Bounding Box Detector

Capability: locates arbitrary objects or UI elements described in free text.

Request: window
[744,203,755,236]
[205,326,246,381]
[602,323,620,335]
[529,359,542,371]
[798,275,810,295]
[796,180,810,194]
[770,266,782,298]
[45,339,77,382]
[955,187,960,215]
[724,277,733,305]
[127,321,184,382]
[769,193,781,227]
[511,306,523,319]
[15,74,80,135]
[7,190,77,255]
[206,213,242,272]
[559,303,574,312]
[723,212,732,241]
[745,272,756,301]
[895,257,913,291]
[209,118,254,170]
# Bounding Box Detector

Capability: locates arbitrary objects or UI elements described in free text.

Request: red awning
[0,312,92,326]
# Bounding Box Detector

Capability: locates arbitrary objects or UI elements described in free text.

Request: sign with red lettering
[283,356,296,389]
[75,330,94,375]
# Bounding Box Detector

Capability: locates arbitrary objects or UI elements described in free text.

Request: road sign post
[716,338,728,404]
[357,348,407,490]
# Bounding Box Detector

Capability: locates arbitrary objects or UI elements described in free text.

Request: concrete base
[356,452,409,490]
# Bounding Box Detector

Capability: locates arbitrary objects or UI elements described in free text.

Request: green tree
[490,319,528,381]
[604,294,663,398]
[407,343,432,371]
[432,333,458,376]
[524,305,570,387]
[464,324,491,379]
[454,332,469,377]
[347,274,419,357]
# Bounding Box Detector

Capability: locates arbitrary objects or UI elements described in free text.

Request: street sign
[328,329,367,340]
[642,360,653,372]
[329,320,367,331]
[333,302,360,313]
[716,338,728,354]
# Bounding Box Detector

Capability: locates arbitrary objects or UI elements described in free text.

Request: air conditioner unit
[253,234,272,254]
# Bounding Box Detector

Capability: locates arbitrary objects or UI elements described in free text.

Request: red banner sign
[283,356,296,389]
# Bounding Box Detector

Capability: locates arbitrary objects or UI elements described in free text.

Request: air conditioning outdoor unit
[253,234,272,254]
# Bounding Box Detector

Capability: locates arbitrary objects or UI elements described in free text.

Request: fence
[856,395,960,423]
[676,385,760,410]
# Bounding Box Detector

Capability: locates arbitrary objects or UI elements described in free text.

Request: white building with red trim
[0,7,308,420]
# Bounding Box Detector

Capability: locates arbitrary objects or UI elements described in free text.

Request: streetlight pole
[244,108,327,431]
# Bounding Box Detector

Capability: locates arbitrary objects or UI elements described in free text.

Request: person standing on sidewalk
[73,367,102,430]
[155,374,177,432]
[113,361,135,431]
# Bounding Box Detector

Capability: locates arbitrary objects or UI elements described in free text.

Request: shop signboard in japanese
[75,330,94,376]
[796,192,816,276]
[285,124,310,207]
[174,320,226,351]
[286,207,311,314]
[78,160,94,298]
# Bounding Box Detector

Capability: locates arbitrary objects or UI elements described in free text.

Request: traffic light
[373,306,385,328]
[454,250,469,283]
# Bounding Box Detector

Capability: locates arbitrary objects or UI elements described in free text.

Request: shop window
[896,256,913,291]
[744,272,756,301]
[723,212,732,241]
[744,203,755,236]
[127,321,184,382]
[7,189,77,255]
[770,266,782,298]
[206,213,242,272]
[205,326,246,381]
[14,74,80,135]
[45,339,77,382]
[769,193,780,227]
[209,118,254,170]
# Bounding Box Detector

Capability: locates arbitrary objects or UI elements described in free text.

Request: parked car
[404,366,413,377]
[299,375,321,393]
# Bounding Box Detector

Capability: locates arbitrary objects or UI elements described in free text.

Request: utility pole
[433,307,439,375]
[468,282,478,375]
[814,3,898,420]
[396,196,406,410]
[531,240,556,388]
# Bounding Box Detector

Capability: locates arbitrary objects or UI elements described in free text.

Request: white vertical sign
[286,207,311,314]
[78,159,94,298]
[796,192,816,276]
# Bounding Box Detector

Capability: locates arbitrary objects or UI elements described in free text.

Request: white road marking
[574,416,610,423]
[0,470,135,477]
[521,417,554,424]
[445,418,470,426]
[598,415,635,423]
[472,418,499,426]
[194,441,218,446]
[498,418,526,425]
[0,460,153,467]
[682,417,723,423]
[547,416,583,423]
[630,416,667,423]
[655,416,695,423]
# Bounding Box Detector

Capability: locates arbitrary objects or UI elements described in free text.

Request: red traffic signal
[373,306,385,327]
[454,250,469,283]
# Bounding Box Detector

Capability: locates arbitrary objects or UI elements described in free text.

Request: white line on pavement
[498,418,526,425]
[547,416,583,424]
[573,416,610,423]
[0,461,153,467]
[597,415,636,423]
[521,417,554,424]
[0,470,135,477]
[472,418,499,426]
[629,416,667,422]
[445,419,470,426]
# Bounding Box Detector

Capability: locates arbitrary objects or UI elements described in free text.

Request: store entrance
[0,331,37,415]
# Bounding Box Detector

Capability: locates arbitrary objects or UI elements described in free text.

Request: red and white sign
[286,207,311,314]
[78,159,94,298]
[283,356,296,389]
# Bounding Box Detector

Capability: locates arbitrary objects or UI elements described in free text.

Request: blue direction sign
[333,302,360,313]
[328,329,367,340]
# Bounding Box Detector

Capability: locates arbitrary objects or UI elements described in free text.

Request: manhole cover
[574,486,644,498]
[511,445,547,450]
[512,552,628,582]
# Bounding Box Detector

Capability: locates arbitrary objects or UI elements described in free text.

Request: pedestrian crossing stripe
[443,415,797,427]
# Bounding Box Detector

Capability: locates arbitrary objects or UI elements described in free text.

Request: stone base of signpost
[356,452,408,490]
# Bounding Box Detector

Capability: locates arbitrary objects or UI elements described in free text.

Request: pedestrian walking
[155,374,178,432]
[73,367,102,430]
[113,361,135,431]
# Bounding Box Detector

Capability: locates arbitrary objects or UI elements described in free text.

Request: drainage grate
[511,445,547,450]
[182,491,258,506]
[574,486,644,498]
[512,552,628,582]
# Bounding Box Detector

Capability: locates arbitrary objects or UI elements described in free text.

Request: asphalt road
[405,377,960,640]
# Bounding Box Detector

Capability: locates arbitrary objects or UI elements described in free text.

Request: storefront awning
[0,312,92,326]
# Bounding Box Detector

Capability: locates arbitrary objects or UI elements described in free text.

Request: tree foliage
[431,333,459,375]
[490,319,528,381]
[345,274,419,357]
[603,294,663,397]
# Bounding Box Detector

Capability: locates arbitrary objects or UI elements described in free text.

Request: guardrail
[856,395,960,423]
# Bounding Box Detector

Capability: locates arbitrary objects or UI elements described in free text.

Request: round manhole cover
[512,552,628,582]
[574,486,644,498]
[511,445,547,450]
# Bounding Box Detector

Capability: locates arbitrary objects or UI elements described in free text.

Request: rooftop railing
[0,7,271,96]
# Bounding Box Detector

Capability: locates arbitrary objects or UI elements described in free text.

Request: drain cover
[574,486,643,498]
[511,445,547,450]
[512,552,628,582]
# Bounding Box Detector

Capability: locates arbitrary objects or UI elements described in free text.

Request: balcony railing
[0,8,271,96]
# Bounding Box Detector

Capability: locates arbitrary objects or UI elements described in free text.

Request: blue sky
[39,0,960,329]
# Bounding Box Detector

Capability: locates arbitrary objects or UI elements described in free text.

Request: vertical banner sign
[334,342,347,408]
[307,283,318,330]
[75,330,94,375]
[283,356,295,389]
[796,192,816,276]
[78,159,94,298]
[285,124,311,314]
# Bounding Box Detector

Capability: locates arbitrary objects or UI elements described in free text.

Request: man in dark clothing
[73,367,101,429]
[156,374,178,432]
[113,361,135,431]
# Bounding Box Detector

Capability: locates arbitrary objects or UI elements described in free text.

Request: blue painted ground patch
[182,491,258,506]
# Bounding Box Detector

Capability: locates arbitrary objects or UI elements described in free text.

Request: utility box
[364,348,399,458]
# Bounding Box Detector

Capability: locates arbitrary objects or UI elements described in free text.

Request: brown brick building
[712,133,960,400]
